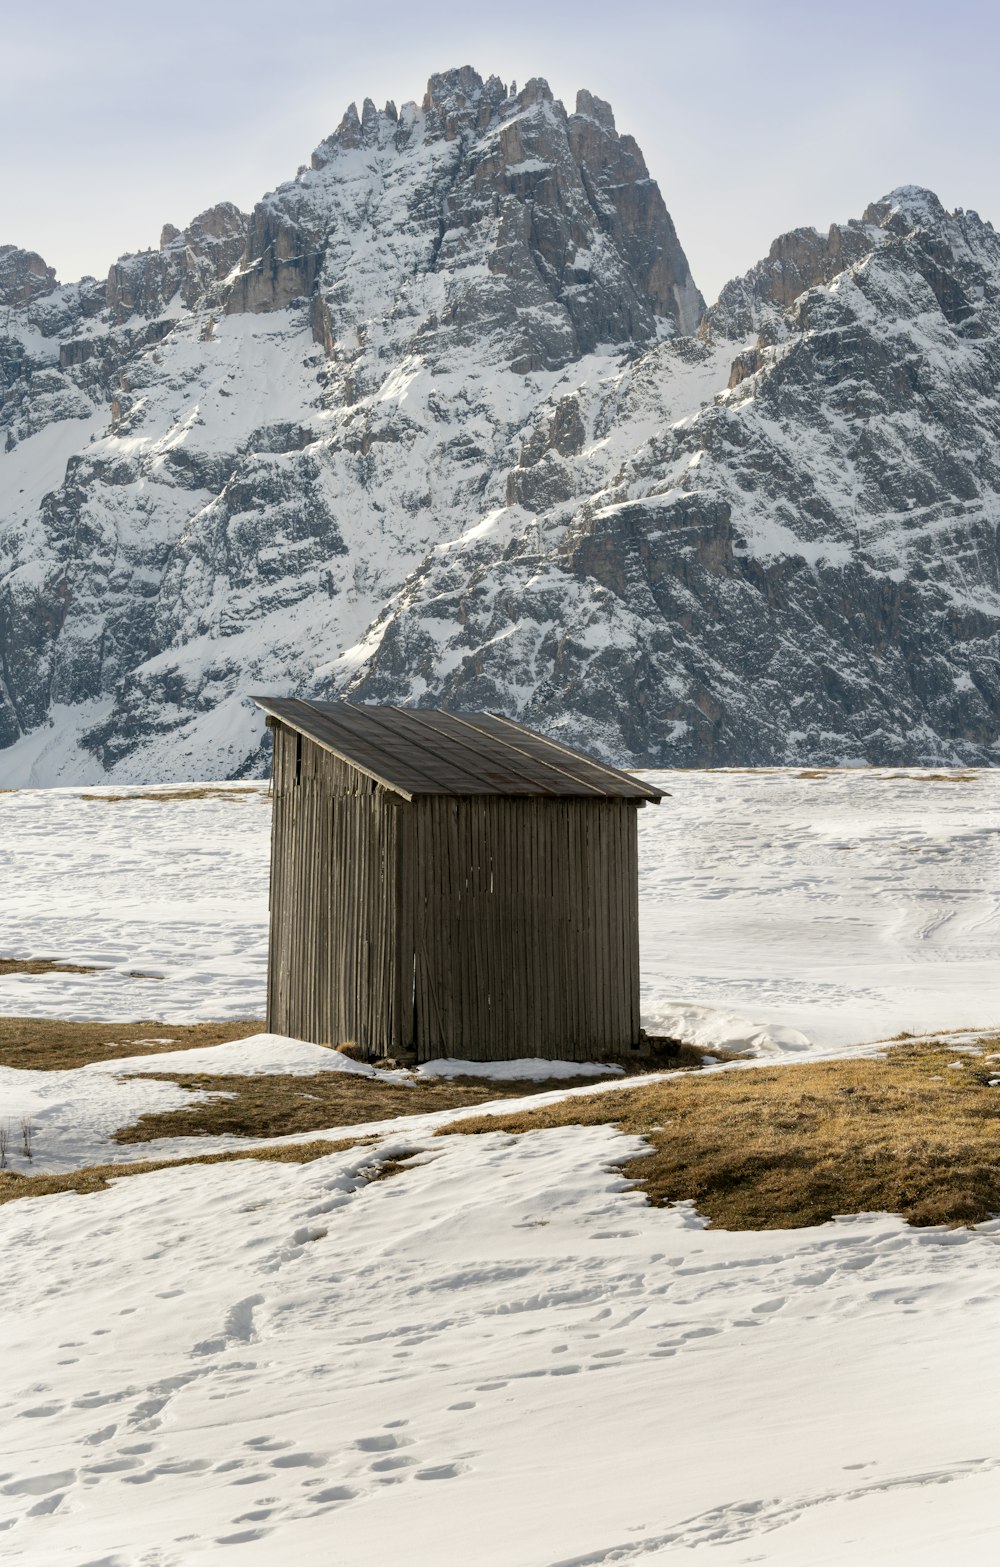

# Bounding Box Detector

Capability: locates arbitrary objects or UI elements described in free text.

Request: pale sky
[3,0,996,305]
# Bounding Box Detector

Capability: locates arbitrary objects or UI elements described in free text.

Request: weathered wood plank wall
[268,725,411,1052]
[410,795,639,1061]
[267,723,642,1062]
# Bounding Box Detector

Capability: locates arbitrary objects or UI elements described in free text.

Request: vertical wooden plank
[426,799,449,1056]
[496,800,507,1062]
[500,798,516,1060]
[509,801,523,1060]
[481,797,498,1061]
[536,799,550,1058]
[265,726,280,1033]
[397,801,415,1054]
[466,799,485,1060]
[517,801,532,1059]
[448,798,466,1056]
[613,803,625,1050]
[626,805,640,1045]
[584,802,597,1059]
[580,801,593,1061]
[413,804,428,1061]
[561,802,577,1060]
[537,801,553,1060]
[620,802,633,1048]
[599,802,612,1054]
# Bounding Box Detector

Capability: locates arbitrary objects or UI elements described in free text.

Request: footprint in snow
[311,1485,356,1505]
[370,1454,415,1473]
[84,1457,146,1476]
[354,1433,412,1453]
[414,1462,467,1481]
[27,1492,67,1516]
[1,1470,76,1497]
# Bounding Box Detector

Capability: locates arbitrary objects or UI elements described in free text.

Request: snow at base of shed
[414,1056,624,1081]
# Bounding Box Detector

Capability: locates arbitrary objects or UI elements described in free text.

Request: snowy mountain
[2,67,999,782]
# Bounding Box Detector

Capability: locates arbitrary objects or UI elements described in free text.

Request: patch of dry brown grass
[0,958,101,977]
[109,1037,717,1146]
[111,1068,635,1144]
[0,1017,264,1071]
[795,769,978,783]
[0,959,164,982]
[80,787,268,804]
[880,772,979,783]
[441,1041,1000,1230]
[0,1137,363,1207]
[363,1148,427,1183]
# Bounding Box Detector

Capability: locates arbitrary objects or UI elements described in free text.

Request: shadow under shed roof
[253,698,664,802]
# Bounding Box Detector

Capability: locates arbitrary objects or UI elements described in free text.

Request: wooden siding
[267,722,643,1062]
[267,724,412,1052]
[411,795,640,1061]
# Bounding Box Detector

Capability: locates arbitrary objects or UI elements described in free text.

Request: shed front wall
[411,795,640,1062]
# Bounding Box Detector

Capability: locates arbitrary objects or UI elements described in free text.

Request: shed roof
[253,698,664,802]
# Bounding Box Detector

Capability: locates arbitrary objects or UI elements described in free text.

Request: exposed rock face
[225,68,703,370]
[0,247,58,308]
[106,201,248,322]
[1,78,998,780]
[345,187,1000,766]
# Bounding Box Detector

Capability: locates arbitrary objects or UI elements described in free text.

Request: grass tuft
[110,1068,641,1144]
[879,772,979,783]
[0,1137,363,1207]
[80,787,268,804]
[440,1041,1000,1230]
[0,958,102,977]
[0,1017,264,1072]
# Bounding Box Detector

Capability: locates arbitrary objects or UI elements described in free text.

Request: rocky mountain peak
[423,63,490,110]
[705,183,1000,346]
[5,83,998,784]
[863,184,951,234]
[0,246,58,308]
[105,201,248,323]
[233,67,703,364]
[574,90,616,133]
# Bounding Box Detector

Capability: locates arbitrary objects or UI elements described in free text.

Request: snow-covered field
[639,767,1000,1052]
[3,767,998,1045]
[2,769,999,1563]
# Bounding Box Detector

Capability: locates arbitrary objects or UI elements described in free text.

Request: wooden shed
[254,698,664,1062]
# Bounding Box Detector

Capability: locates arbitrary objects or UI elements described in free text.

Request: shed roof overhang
[253,698,664,803]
